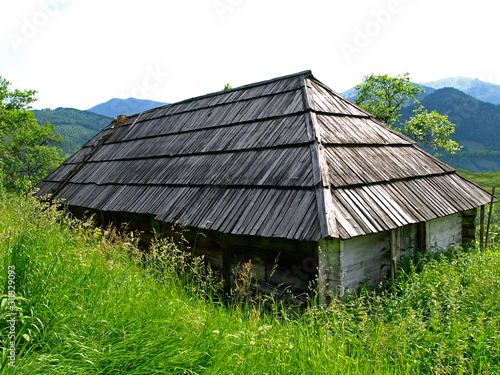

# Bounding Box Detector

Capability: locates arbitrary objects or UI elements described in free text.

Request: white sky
[1,0,499,110]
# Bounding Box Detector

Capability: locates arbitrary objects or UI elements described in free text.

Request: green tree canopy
[355,73,460,155]
[0,77,63,192]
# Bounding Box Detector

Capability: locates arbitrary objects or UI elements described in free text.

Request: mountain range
[341,76,500,105]
[87,97,168,118]
[339,76,500,172]
[400,88,500,172]
[421,77,500,105]
[341,84,437,103]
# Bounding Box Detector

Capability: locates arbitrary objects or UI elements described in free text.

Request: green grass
[1,194,500,374]
[457,169,500,192]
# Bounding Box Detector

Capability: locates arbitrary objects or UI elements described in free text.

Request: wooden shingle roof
[36,71,493,241]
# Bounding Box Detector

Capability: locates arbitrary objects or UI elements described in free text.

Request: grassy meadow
[0,189,499,374]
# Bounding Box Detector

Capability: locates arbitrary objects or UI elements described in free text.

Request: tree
[221,83,233,91]
[355,73,461,155]
[0,77,64,192]
[403,103,460,155]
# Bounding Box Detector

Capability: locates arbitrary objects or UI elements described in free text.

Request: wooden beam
[390,228,400,281]
[416,222,426,252]
[222,235,232,294]
[485,187,496,248]
[479,205,485,249]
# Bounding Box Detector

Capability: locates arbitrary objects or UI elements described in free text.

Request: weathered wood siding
[426,213,462,250]
[155,221,318,293]
[462,208,477,244]
[319,232,390,299]
[399,223,418,254]
[319,214,467,299]
[342,231,390,292]
[73,206,319,293]
[318,238,342,301]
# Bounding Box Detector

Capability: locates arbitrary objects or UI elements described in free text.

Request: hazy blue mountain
[340,87,358,102]
[340,84,436,103]
[87,98,168,118]
[33,108,112,155]
[422,77,500,105]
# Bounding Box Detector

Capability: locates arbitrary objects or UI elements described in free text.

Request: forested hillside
[33,108,112,155]
[401,88,500,172]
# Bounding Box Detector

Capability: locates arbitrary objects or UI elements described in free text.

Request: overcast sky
[1,0,499,110]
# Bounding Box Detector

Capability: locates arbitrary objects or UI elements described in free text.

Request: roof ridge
[175,70,313,104]
[299,77,339,239]
[308,77,372,117]
[306,77,418,145]
[125,70,314,118]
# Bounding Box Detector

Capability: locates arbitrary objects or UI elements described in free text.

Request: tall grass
[1,194,499,374]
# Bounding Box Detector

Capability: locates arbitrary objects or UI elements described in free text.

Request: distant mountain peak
[421,77,500,105]
[340,82,436,103]
[87,98,169,118]
[423,76,496,87]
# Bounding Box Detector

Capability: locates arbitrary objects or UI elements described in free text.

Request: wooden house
[36,71,493,299]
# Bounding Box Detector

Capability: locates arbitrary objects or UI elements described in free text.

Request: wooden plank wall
[69,207,318,294]
[462,208,477,244]
[341,231,390,292]
[426,213,462,250]
[317,238,342,302]
[190,229,318,293]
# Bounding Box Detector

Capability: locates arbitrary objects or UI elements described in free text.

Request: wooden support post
[479,205,485,250]
[390,228,400,281]
[461,209,478,244]
[417,222,426,252]
[222,236,232,294]
[485,187,496,248]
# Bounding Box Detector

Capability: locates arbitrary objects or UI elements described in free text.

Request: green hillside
[457,169,500,192]
[32,108,112,155]
[402,88,500,172]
